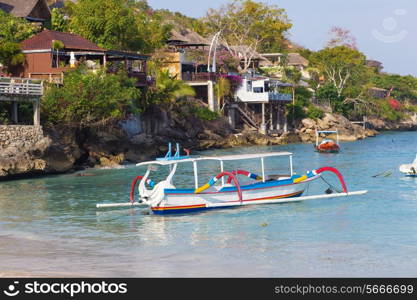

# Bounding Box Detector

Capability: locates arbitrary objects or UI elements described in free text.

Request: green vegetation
[0,42,25,73]
[144,70,196,109]
[371,73,417,102]
[204,0,292,73]
[214,77,231,110]
[310,46,366,98]
[50,8,69,32]
[286,87,323,123]
[155,9,209,37]
[66,0,141,51]
[189,105,220,121]
[0,10,36,73]
[0,10,36,43]
[307,40,416,122]
[42,68,140,126]
[65,0,171,53]
[1,0,416,127]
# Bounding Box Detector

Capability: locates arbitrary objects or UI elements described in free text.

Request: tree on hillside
[67,0,171,53]
[204,0,292,73]
[214,76,231,110]
[326,26,357,49]
[282,66,302,125]
[155,9,209,37]
[310,46,366,98]
[68,0,141,51]
[42,67,140,126]
[0,42,25,74]
[0,11,36,73]
[51,40,65,67]
[371,73,417,102]
[216,49,241,73]
[50,8,69,32]
[144,70,196,109]
[133,3,173,54]
[283,66,302,104]
[0,11,36,43]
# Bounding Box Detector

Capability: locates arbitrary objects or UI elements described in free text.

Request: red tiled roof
[21,30,104,52]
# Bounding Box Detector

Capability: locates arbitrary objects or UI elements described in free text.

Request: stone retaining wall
[0,125,44,150]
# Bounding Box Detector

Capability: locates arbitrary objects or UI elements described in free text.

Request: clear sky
[148,0,417,77]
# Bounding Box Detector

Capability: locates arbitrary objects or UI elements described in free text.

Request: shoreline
[0,125,415,182]
[1,108,416,182]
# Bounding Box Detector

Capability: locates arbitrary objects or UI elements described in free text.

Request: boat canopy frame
[136,152,294,189]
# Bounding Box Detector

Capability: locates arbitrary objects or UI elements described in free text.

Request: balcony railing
[0,77,43,97]
[181,72,218,82]
[268,92,292,101]
[21,70,151,88]
[28,72,64,84]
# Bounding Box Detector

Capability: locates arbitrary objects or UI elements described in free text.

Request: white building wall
[236,78,269,103]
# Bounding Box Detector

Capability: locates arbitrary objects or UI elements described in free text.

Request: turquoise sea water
[1,131,417,277]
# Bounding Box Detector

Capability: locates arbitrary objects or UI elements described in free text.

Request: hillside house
[162,28,212,80]
[259,52,310,82]
[10,30,150,87]
[0,0,51,24]
[368,87,389,99]
[365,60,383,72]
[232,74,292,133]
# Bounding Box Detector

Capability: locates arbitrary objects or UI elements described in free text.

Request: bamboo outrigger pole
[96,190,367,209]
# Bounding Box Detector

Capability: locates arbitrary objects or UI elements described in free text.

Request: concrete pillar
[33,99,40,126]
[269,103,273,131]
[228,104,236,129]
[283,109,288,133]
[207,80,216,112]
[276,104,281,131]
[12,102,18,124]
[260,102,266,134]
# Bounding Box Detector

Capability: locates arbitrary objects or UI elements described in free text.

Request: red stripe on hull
[151,190,304,212]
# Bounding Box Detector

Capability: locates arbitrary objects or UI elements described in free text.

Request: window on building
[253,87,264,93]
[246,80,252,92]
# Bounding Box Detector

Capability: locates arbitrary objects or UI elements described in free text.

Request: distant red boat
[315,130,340,153]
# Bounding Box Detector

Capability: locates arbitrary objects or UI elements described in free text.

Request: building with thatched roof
[286,53,309,68]
[365,60,383,72]
[167,28,210,49]
[0,0,51,23]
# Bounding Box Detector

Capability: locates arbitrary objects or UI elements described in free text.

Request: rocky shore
[0,106,416,180]
[297,113,378,143]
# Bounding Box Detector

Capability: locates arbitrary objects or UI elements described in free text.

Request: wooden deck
[0,77,43,100]
[0,77,43,125]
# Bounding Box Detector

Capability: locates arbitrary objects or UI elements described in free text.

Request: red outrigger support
[315,166,348,193]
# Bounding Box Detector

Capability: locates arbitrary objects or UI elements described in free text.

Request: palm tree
[51,40,64,68]
[214,76,231,111]
[154,70,196,107]
[283,66,302,125]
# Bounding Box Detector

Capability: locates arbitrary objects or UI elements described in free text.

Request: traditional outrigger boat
[399,154,417,177]
[315,130,340,153]
[97,146,367,214]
